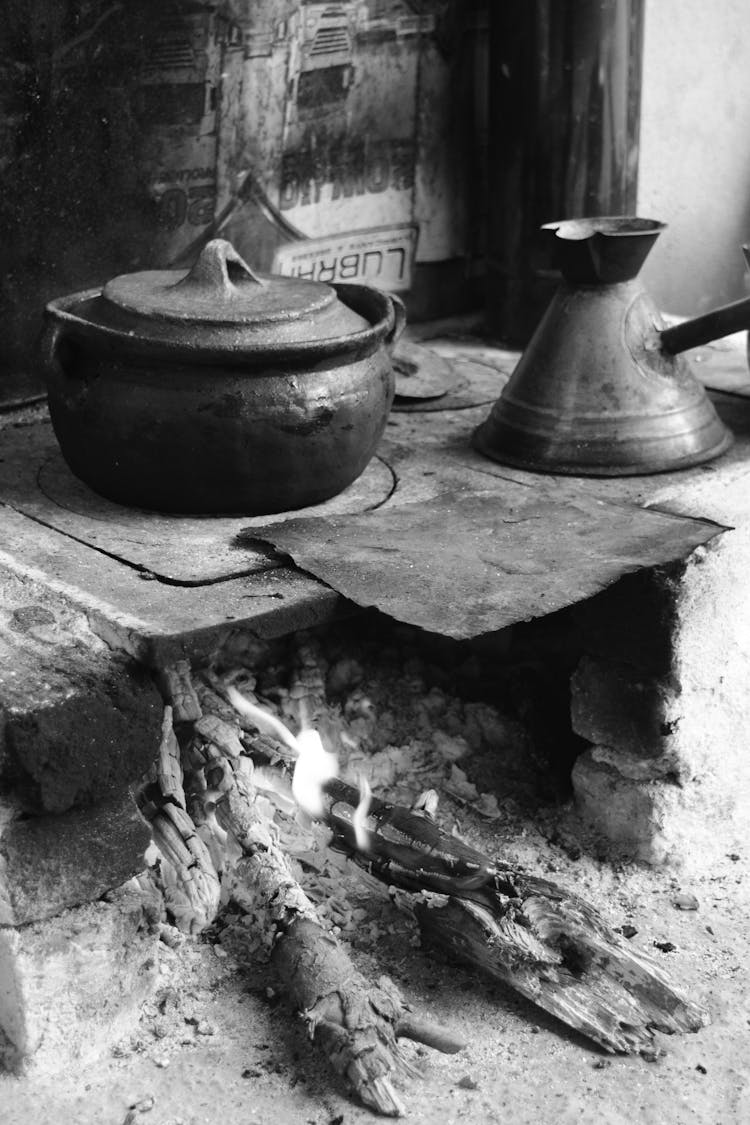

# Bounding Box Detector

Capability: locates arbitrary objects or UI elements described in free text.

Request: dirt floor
[2,625,748,1125]
[3,802,747,1125]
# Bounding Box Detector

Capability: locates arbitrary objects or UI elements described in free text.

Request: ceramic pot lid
[99,238,369,344]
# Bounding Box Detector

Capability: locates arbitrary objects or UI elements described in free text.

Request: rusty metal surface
[246,484,726,640]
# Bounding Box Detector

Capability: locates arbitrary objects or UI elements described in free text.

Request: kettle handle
[386,293,407,350]
[660,294,750,356]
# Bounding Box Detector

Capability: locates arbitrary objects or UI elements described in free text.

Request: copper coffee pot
[474,217,743,476]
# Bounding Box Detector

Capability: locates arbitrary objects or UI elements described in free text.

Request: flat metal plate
[391,339,514,412]
[0,422,395,585]
[393,340,461,400]
[246,485,725,640]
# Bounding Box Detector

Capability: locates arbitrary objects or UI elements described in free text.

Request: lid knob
[101,237,341,325]
[172,239,265,298]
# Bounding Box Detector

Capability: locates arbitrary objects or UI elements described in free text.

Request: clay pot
[41,239,404,514]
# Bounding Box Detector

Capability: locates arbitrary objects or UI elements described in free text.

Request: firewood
[146,671,466,1117]
[320,777,709,1055]
[214,773,465,1117]
[156,706,185,808]
[146,650,709,1118]
[159,661,202,723]
[194,713,244,759]
[143,799,221,935]
[221,656,709,1056]
[136,711,221,935]
[415,896,701,1055]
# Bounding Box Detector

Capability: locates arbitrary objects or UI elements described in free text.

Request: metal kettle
[474,217,739,476]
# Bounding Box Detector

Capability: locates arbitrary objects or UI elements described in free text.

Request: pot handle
[38,318,64,386]
[38,317,85,405]
[386,293,407,351]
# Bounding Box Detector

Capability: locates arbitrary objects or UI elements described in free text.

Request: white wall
[637,0,750,315]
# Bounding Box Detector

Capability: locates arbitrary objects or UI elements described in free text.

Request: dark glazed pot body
[41,245,403,514]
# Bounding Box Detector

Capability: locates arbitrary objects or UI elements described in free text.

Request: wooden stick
[150,666,466,1116]
[215,777,465,1117]
[318,778,709,1055]
[221,680,710,1055]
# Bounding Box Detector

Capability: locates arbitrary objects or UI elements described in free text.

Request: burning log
[221,681,708,1055]
[143,680,465,1117]
[144,649,709,1117]
[215,776,464,1117]
[320,777,709,1055]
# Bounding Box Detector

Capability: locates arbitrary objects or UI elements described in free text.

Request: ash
[211,615,575,954]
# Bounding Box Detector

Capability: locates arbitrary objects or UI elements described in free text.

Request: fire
[225,685,339,820]
[291,729,338,820]
[224,685,300,757]
[351,775,373,852]
[226,686,378,848]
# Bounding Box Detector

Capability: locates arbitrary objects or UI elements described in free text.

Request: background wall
[637,0,750,315]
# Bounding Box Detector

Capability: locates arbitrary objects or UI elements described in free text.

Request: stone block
[0,570,162,813]
[0,791,151,926]
[571,747,741,868]
[0,881,159,1074]
[571,654,681,769]
[571,455,750,867]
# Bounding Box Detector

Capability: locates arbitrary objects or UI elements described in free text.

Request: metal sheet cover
[246,486,726,639]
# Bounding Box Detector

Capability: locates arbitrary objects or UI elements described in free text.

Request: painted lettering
[294,264,316,280]
[155,166,215,185]
[155,184,216,230]
[156,188,187,231]
[385,246,406,279]
[362,250,384,277]
[364,142,389,194]
[278,232,415,287]
[338,253,360,279]
[316,258,337,283]
[187,184,216,226]
[280,138,415,209]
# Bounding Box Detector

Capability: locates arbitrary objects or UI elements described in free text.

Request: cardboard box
[0,1,485,382]
[138,1,484,304]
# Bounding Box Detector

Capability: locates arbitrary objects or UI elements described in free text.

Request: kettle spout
[660,270,750,356]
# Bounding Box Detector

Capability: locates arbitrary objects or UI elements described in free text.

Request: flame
[291,729,338,819]
[225,685,300,757]
[351,775,373,852]
[225,685,340,822]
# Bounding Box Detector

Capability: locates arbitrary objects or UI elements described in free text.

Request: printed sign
[272,224,418,291]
